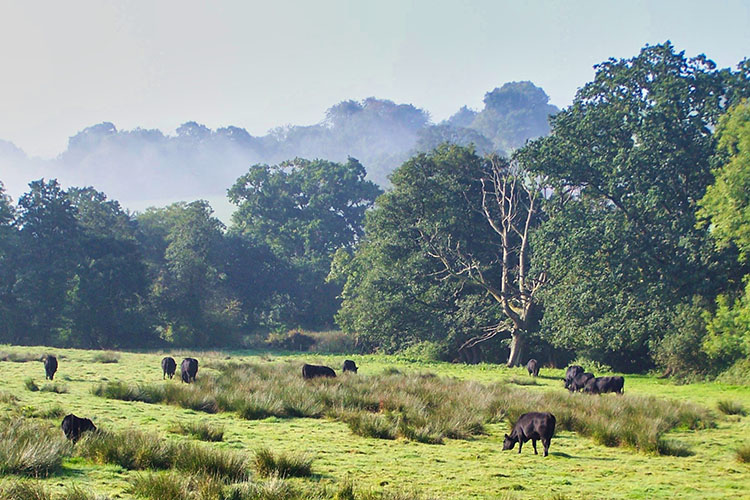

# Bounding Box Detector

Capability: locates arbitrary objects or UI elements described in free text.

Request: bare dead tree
[418,155,545,366]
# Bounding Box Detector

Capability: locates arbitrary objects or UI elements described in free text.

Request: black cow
[567,372,594,392]
[61,414,96,442]
[342,359,358,373]
[583,376,624,395]
[526,358,539,377]
[181,358,199,383]
[302,363,336,379]
[564,365,584,389]
[44,355,58,380]
[503,412,556,457]
[162,356,177,379]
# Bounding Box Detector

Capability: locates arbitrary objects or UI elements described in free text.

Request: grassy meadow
[0,345,748,499]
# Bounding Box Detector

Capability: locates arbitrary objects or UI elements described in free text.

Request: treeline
[0,158,380,348]
[0,82,557,211]
[1,43,749,377]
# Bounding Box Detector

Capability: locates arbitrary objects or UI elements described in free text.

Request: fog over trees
[0,82,557,216]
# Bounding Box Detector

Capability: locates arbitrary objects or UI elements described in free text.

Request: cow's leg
[543,438,550,457]
[532,439,538,454]
[517,440,523,454]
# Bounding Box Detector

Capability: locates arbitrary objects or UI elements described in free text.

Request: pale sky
[0,0,748,158]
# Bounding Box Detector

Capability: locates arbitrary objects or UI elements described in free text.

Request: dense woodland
[1,43,749,378]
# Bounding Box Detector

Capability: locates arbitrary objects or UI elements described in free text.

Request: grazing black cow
[564,365,584,389]
[567,372,594,392]
[181,358,199,383]
[162,356,177,379]
[503,412,556,457]
[44,355,58,381]
[583,376,624,395]
[526,358,539,377]
[302,363,336,379]
[61,414,96,442]
[342,359,358,373]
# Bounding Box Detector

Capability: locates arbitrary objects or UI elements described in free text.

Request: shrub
[25,378,39,392]
[651,296,712,377]
[715,358,750,385]
[308,330,359,354]
[0,420,72,476]
[570,357,613,375]
[717,400,747,416]
[265,330,316,351]
[737,443,750,463]
[168,420,224,442]
[398,341,447,362]
[253,448,312,478]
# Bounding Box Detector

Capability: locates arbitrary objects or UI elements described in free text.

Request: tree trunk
[506,331,525,367]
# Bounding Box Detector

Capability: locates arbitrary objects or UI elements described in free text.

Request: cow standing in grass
[564,365,584,389]
[584,376,624,395]
[503,412,556,457]
[342,360,358,373]
[61,414,96,442]
[567,372,594,392]
[44,355,58,380]
[181,358,199,383]
[162,356,177,379]
[302,363,336,379]
[526,359,539,377]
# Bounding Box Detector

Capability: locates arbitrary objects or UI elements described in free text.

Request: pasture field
[0,345,748,499]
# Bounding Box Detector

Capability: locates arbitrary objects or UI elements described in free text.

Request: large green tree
[12,179,82,345]
[138,201,238,346]
[65,187,154,348]
[697,99,750,365]
[518,43,750,370]
[0,182,18,343]
[229,157,381,329]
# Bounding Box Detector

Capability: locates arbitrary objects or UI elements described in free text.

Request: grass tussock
[169,420,224,442]
[77,428,248,481]
[25,377,40,391]
[717,399,747,416]
[0,391,17,404]
[40,382,68,394]
[91,351,120,363]
[0,420,72,476]
[253,448,313,478]
[91,361,714,454]
[737,443,750,463]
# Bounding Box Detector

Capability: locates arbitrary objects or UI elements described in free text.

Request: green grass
[1,344,749,499]
[91,361,713,454]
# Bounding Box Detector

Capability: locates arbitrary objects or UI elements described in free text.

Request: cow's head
[502,433,517,451]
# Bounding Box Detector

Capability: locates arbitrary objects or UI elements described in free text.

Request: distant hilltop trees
[0,82,558,209]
